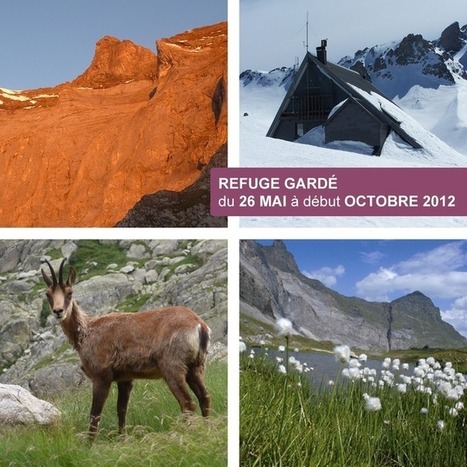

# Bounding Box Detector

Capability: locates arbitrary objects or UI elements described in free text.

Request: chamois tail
[197,323,211,365]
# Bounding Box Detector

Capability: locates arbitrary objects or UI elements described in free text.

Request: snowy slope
[239,70,467,228]
[394,81,467,155]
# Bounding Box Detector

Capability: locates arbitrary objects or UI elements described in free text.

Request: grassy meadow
[0,361,227,467]
[241,347,467,466]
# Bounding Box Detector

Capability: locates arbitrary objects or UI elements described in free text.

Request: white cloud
[303,264,345,288]
[442,296,467,338]
[356,242,467,302]
[360,250,385,264]
[397,241,467,274]
[357,269,467,302]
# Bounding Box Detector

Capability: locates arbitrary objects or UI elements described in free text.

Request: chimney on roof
[316,39,327,64]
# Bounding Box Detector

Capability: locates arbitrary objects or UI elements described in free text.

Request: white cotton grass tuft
[364,396,382,412]
[382,357,391,369]
[396,383,407,393]
[275,317,293,337]
[333,345,351,364]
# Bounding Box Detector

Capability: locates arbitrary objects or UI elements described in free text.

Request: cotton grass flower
[239,340,247,353]
[437,420,445,431]
[278,364,286,374]
[364,396,382,412]
[455,401,464,411]
[348,367,361,381]
[333,345,351,364]
[396,383,407,393]
[275,317,293,337]
[382,357,391,369]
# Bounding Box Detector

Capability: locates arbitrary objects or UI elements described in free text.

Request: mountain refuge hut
[266,40,422,156]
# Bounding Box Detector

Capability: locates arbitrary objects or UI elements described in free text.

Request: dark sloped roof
[268,52,422,149]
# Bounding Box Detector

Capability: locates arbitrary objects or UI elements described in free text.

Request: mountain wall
[0,239,227,397]
[0,22,227,227]
[240,240,467,351]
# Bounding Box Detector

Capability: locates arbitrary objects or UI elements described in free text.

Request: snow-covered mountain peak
[339,22,467,98]
[240,66,295,90]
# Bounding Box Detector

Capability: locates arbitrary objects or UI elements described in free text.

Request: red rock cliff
[0,22,227,227]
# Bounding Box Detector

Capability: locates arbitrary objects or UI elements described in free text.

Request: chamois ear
[67,267,77,287]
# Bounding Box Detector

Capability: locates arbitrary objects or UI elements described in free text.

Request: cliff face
[0,22,227,227]
[116,144,227,227]
[240,240,467,351]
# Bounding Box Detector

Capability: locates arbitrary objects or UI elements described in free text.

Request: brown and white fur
[41,258,211,439]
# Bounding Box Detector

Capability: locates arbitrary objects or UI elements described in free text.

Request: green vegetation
[387,347,467,374]
[118,293,153,313]
[39,299,51,327]
[0,361,227,467]
[241,354,466,466]
[158,254,201,282]
[70,241,130,280]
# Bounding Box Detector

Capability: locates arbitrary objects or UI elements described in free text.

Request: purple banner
[210,168,467,216]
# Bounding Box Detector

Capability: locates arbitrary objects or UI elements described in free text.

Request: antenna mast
[305,11,309,53]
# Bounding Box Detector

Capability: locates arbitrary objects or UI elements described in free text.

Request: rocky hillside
[0,239,227,397]
[0,22,227,227]
[338,21,467,98]
[240,240,466,351]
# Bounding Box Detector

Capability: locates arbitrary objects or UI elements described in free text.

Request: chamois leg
[117,380,134,433]
[164,370,196,415]
[186,365,211,417]
[89,379,111,440]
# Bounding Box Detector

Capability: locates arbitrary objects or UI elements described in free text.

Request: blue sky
[240,0,467,71]
[1,1,226,90]
[257,240,467,338]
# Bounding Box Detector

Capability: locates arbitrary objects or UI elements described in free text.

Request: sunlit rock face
[0,22,227,227]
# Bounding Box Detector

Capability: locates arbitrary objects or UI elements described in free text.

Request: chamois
[41,258,211,439]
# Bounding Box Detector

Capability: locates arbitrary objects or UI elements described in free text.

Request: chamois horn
[43,258,58,286]
[58,257,67,287]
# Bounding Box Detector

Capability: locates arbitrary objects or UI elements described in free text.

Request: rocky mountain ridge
[339,21,467,98]
[240,21,467,100]
[0,239,227,398]
[0,22,227,226]
[240,240,466,351]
